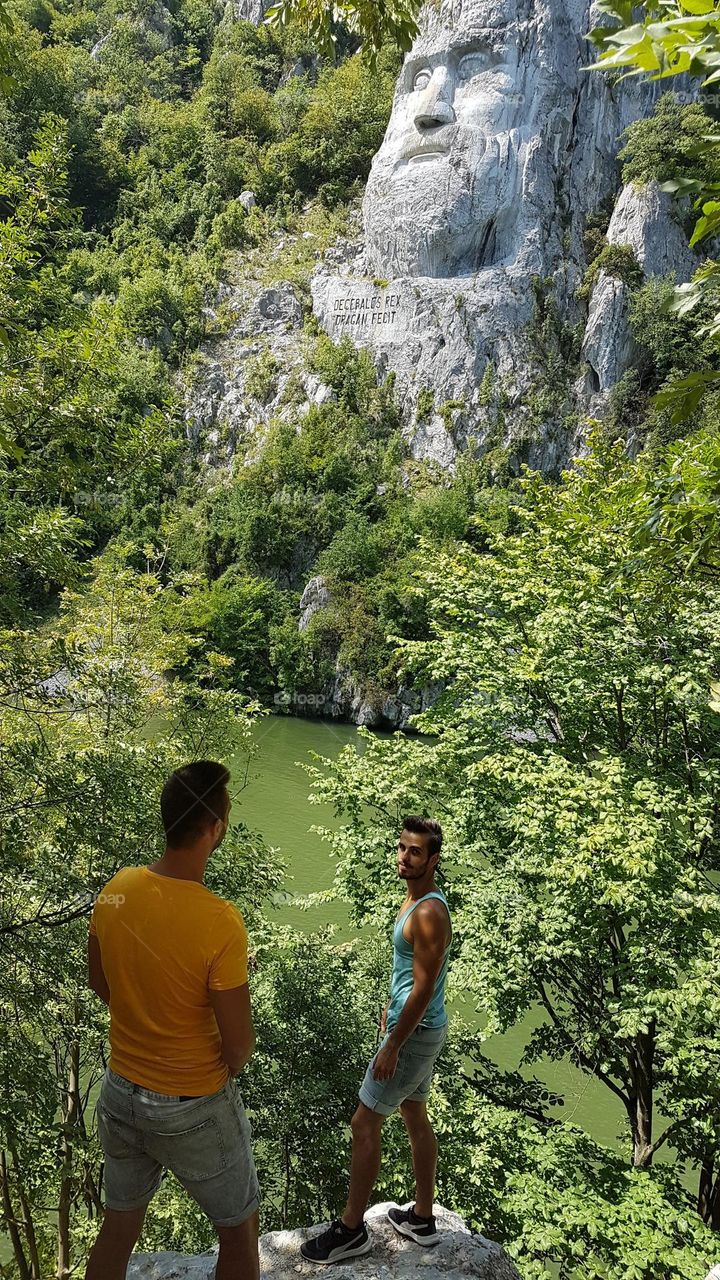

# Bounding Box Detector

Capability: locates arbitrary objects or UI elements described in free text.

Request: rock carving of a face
[363,0,540,278]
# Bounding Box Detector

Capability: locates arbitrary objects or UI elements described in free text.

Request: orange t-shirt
[89,866,249,1095]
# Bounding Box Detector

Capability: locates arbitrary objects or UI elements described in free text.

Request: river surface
[235,714,625,1150]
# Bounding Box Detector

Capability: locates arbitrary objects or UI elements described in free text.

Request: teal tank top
[387,889,452,1031]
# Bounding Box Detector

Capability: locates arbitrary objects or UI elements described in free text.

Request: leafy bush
[577,242,643,300]
[619,91,720,187]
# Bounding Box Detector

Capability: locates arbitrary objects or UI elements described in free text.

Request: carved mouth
[408,150,448,165]
[397,126,456,167]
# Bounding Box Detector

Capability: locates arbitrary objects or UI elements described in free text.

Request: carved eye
[458,53,488,81]
[413,67,432,92]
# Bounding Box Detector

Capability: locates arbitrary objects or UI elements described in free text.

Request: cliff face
[190,2,704,475]
[182,1,708,727]
[126,1202,520,1279]
[234,0,265,20]
[310,0,701,471]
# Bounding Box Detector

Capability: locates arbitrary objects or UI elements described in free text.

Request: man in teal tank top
[302,816,452,1264]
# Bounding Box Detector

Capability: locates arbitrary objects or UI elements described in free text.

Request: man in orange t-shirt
[85,760,258,1280]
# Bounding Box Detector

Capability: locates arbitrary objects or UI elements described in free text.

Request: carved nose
[414,80,456,130]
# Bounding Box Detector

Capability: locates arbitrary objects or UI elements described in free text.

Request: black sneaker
[300,1217,372,1265]
[387,1204,439,1247]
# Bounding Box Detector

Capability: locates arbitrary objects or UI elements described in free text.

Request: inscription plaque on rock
[332,290,402,332]
[318,283,409,344]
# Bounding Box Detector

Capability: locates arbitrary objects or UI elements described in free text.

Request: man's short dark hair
[401,815,443,857]
[161,761,231,849]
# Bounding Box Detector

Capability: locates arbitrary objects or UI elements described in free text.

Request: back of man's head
[161,761,230,850]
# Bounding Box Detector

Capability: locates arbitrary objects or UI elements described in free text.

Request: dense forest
[2,0,720,1275]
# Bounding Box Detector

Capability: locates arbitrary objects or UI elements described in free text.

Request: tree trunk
[283,1131,291,1228]
[57,1035,80,1280]
[83,1166,104,1218]
[712,1179,720,1232]
[0,1148,31,1280]
[630,1021,656,1168]
[8,1143,41,1278]
[699,1153,714,1222]
[699,1150,720,1230]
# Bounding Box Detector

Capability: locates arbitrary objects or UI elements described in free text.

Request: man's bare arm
[209,983,255,1075]
[88,933,110,1006]
[386,903,447,1051]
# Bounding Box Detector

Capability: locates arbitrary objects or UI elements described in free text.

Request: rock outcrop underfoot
[127,1202,520,1280]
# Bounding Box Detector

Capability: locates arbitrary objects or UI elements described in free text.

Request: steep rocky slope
[182,0,709,726]
[188,1,704,474]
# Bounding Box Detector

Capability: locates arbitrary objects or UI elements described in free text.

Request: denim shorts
[359,1023,447,1116]
[96,1067,259,1227]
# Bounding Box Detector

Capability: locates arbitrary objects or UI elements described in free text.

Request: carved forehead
[413,0,531,50]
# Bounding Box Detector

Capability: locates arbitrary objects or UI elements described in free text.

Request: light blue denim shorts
[359,1023,447,1116]
[96,1067,259,1226]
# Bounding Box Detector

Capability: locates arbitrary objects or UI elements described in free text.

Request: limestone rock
[184,277,308,466]
[581,272,634,396]
[234,0,265,21]
[239,190,257,212]
[381,680,446,732]
[91,0,174,60]
[127,1202,519,1280]
[90,31,111,58]
[304,374,335,406]
[298,576,330,631]
[581,179,701,395]
[252,283,303,331]
[606,179,697,278]
[281,53,320,85]
[322,664,379,726]
[310,0,702,469]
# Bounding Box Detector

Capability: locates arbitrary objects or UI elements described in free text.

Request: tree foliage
[265,0,421,63]
[301,435,720,1271]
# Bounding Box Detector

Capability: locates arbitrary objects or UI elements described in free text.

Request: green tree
[0,547,278,1276]
[588,3,720,397]
[265,0,421,63]
[300,436,720,1246]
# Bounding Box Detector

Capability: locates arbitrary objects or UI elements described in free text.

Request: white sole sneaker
[388,1211,440,1247]
[301,1238,373,1265]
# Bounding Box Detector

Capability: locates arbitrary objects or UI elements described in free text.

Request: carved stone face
[363,0,542,278]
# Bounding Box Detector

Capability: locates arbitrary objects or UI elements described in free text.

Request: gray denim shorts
[359,1022,447,1116]
[96,1067,259,1227]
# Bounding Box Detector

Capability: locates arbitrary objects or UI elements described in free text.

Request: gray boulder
[252,283,303,331]
[127,1202,520,1279]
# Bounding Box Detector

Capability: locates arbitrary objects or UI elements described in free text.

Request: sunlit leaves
[301,435,720,1266]
[265,0,421,64]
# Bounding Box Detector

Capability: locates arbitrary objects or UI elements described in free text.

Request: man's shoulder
[414,895,449,918]
[96,866,143,898]
[91,867,143,932]
[207,893,247,930]
[410,895,451,937]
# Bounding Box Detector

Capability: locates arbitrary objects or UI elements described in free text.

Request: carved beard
[364,127,527,278]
